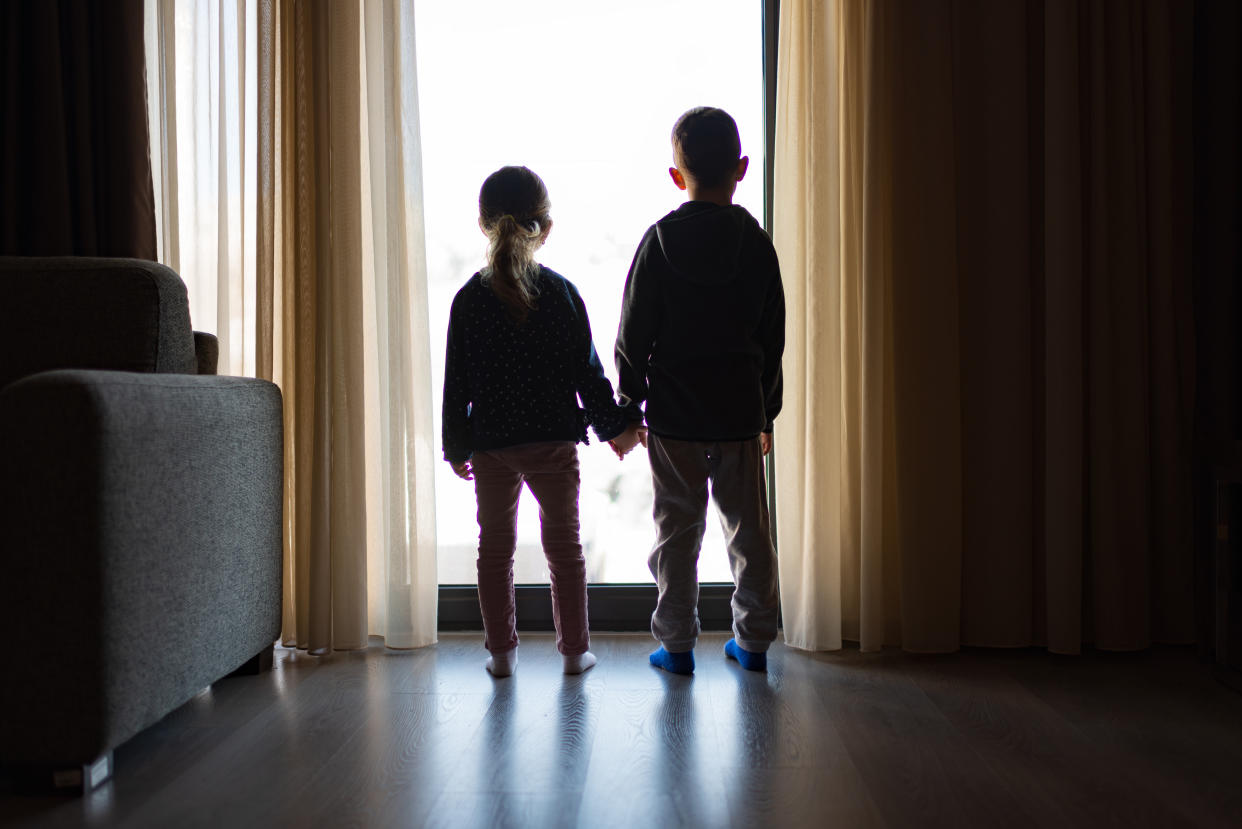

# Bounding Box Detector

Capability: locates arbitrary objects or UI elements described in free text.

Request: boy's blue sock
[724,639,767,672]
[649,646,695,675]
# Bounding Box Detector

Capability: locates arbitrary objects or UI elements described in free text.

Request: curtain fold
[774,0,1195,653]
[147,0,438,654]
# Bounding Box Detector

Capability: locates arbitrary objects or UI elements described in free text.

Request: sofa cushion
[0,256,197,391]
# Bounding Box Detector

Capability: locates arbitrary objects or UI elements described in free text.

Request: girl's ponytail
[485,213,543,322]
[479,167,552,324]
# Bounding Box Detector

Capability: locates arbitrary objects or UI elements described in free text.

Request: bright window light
[417,1,764,584]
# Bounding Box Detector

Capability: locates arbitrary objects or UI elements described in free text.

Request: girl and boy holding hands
[441,107,784,678]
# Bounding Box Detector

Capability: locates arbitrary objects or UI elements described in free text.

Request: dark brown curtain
[888,0,1197,650]
[774,0,1205,653]
[0,0,156,258]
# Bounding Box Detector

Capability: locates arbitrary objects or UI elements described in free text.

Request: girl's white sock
[486,647,517,677]
[563,651,597,675]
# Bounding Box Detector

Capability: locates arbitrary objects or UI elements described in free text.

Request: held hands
[609,423,648,460]
[450,460,473,481]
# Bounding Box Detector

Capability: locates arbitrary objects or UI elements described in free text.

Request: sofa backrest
[0,256,198,391]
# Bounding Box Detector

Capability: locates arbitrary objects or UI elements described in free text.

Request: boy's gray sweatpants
[647,434,780,653]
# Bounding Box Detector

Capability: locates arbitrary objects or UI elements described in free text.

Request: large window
[416,1,765,585]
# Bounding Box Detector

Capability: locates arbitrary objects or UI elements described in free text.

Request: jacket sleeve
[614,230,659,423]
[441,294,473,463]
[568,283,627,443]
[760,257,785,432]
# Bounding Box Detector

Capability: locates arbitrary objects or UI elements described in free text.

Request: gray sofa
[0,257,283,792]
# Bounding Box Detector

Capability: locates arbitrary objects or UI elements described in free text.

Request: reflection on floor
[4,633,1242,828]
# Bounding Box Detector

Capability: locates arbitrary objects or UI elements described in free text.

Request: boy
[615,106,784,674]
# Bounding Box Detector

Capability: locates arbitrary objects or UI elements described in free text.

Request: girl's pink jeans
[470,441,589,656]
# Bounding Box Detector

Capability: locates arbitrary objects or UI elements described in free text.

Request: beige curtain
[147,0,438,654]
[773,0,1195,654]
[772,0,896,653]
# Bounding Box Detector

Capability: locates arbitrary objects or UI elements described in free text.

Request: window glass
[417,1,764,584]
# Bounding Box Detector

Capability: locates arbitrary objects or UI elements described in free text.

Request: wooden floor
[3,632,1242,828]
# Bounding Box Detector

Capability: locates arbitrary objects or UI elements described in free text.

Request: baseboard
[438,583,744,631]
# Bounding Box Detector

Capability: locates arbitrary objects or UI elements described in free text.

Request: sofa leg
[229,643,275,677]
[62,752,114,793]
[3,751,115,795]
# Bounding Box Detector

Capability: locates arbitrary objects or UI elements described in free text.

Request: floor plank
[795,649,1042,829]
[3,635,1241,829]
[902,651,1192,826]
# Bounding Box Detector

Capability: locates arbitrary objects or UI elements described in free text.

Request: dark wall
[1193,0,1242,655]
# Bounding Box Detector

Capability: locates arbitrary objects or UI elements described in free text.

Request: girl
[442,165,643,676]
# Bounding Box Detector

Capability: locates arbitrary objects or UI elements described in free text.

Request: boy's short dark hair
[671,107,741,189]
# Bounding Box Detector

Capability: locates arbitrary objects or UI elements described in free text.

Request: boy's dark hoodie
[615,201,784,441]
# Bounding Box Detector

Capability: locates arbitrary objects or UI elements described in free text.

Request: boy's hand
[760,432,772,456]
[609,423,648,459]
[450,460,473,481]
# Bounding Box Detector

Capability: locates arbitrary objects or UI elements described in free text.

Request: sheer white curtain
[357,0,439,649]
[145,0,438,651]
[144,0,258,376]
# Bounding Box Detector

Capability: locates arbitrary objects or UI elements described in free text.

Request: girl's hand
[451,460,473,480]
[609,423,647,459]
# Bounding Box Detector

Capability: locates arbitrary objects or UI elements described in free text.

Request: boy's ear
[735,156,750,183]
[669,167,688,191]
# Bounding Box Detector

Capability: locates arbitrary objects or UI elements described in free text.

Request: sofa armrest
[0,369,283,767]
[193,331,219,375]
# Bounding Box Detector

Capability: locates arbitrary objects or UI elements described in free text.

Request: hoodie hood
[654,202,750,286]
